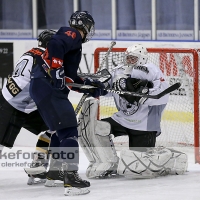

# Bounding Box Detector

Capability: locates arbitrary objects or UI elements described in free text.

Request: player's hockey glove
[115,77,153,104]
[48,67,65,90]
[83,78,108,98]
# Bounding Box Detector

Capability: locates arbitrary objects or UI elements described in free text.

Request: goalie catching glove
[82,78,108,98]
[113,77,153,104]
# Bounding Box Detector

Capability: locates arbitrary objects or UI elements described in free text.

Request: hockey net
[94,47,200,163]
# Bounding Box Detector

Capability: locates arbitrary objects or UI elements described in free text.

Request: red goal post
[94,47,200,163]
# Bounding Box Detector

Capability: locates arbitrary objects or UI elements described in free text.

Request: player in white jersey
[0,30,56,183]
[78,44,188,179]
[104,45,169,151]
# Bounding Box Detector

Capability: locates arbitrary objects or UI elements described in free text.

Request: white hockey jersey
[106,63,169,132]
[2,48,44,113]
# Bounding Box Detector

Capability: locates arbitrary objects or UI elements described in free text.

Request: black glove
[112,78,127,91]
[134,86,150,104]
[48,67,65,90]
[126,77,153,90]
[121,77,153,104]
[83,78,108,98]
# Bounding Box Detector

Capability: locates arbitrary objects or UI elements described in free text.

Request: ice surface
[1,148,200,199]
[0,123,200,200]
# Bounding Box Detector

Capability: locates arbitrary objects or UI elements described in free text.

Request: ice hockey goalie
[78,99,188,179]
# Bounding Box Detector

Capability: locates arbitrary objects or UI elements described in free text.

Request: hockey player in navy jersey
[29,11,106,196]
[78,44,188,179]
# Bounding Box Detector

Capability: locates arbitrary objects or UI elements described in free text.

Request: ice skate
[25,153,48,185]
[63,163,90,196]
[44,159,64,187]
[25,159,47,175]
[27,173,47,185]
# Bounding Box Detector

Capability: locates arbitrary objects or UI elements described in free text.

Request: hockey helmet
[37,29,56,48]
[123,44,148,66]
[69,11,95,43]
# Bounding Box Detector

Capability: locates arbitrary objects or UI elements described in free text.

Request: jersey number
[65,31,76,39]
[13,59,28,77]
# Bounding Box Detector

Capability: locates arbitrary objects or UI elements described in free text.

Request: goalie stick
[77,68,111,81]
[67,82,181,100]
[75,94,88,115]
[75,41,116,115]
[74,68,112,115]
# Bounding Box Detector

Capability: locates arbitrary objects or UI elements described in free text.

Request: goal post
[94,47,200,163]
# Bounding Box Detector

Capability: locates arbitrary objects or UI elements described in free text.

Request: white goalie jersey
[2,48,44,113]
[106,63,169,133]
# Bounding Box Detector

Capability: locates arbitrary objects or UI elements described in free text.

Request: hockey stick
[75,41,116,115]
[106,82,181,99]
[67,82,181,100]
[97,41,116,71]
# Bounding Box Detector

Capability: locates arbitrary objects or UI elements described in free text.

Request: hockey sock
[36,131,52,153]
[57,127,79,171]
[48,133,61,163]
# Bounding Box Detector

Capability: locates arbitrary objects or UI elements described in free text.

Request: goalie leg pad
[164,148,188,175]
[78,99,119,178]
[86,162,118,178]
[117,149,171,179]
[78,99,100,164]
[117,147,188,179]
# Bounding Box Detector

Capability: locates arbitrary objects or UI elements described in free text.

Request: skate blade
[44,180,63,187]
[27,176,46,185]
[24,166,46,175]
[64,187,90,196]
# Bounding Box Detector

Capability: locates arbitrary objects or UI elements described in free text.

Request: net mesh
[94,48,199,151]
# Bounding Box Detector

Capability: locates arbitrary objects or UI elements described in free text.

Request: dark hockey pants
[0,92,48,148]
[102,117,157,152]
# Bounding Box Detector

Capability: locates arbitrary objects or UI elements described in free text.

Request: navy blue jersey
[42,27,84,86]
[30,27,94,130]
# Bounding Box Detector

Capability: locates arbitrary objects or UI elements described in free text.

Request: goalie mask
[123,44,148,67]
[69,11,95,43]
[37,29,56,49]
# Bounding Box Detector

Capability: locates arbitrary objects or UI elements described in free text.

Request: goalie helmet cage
[94,47,200,164]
